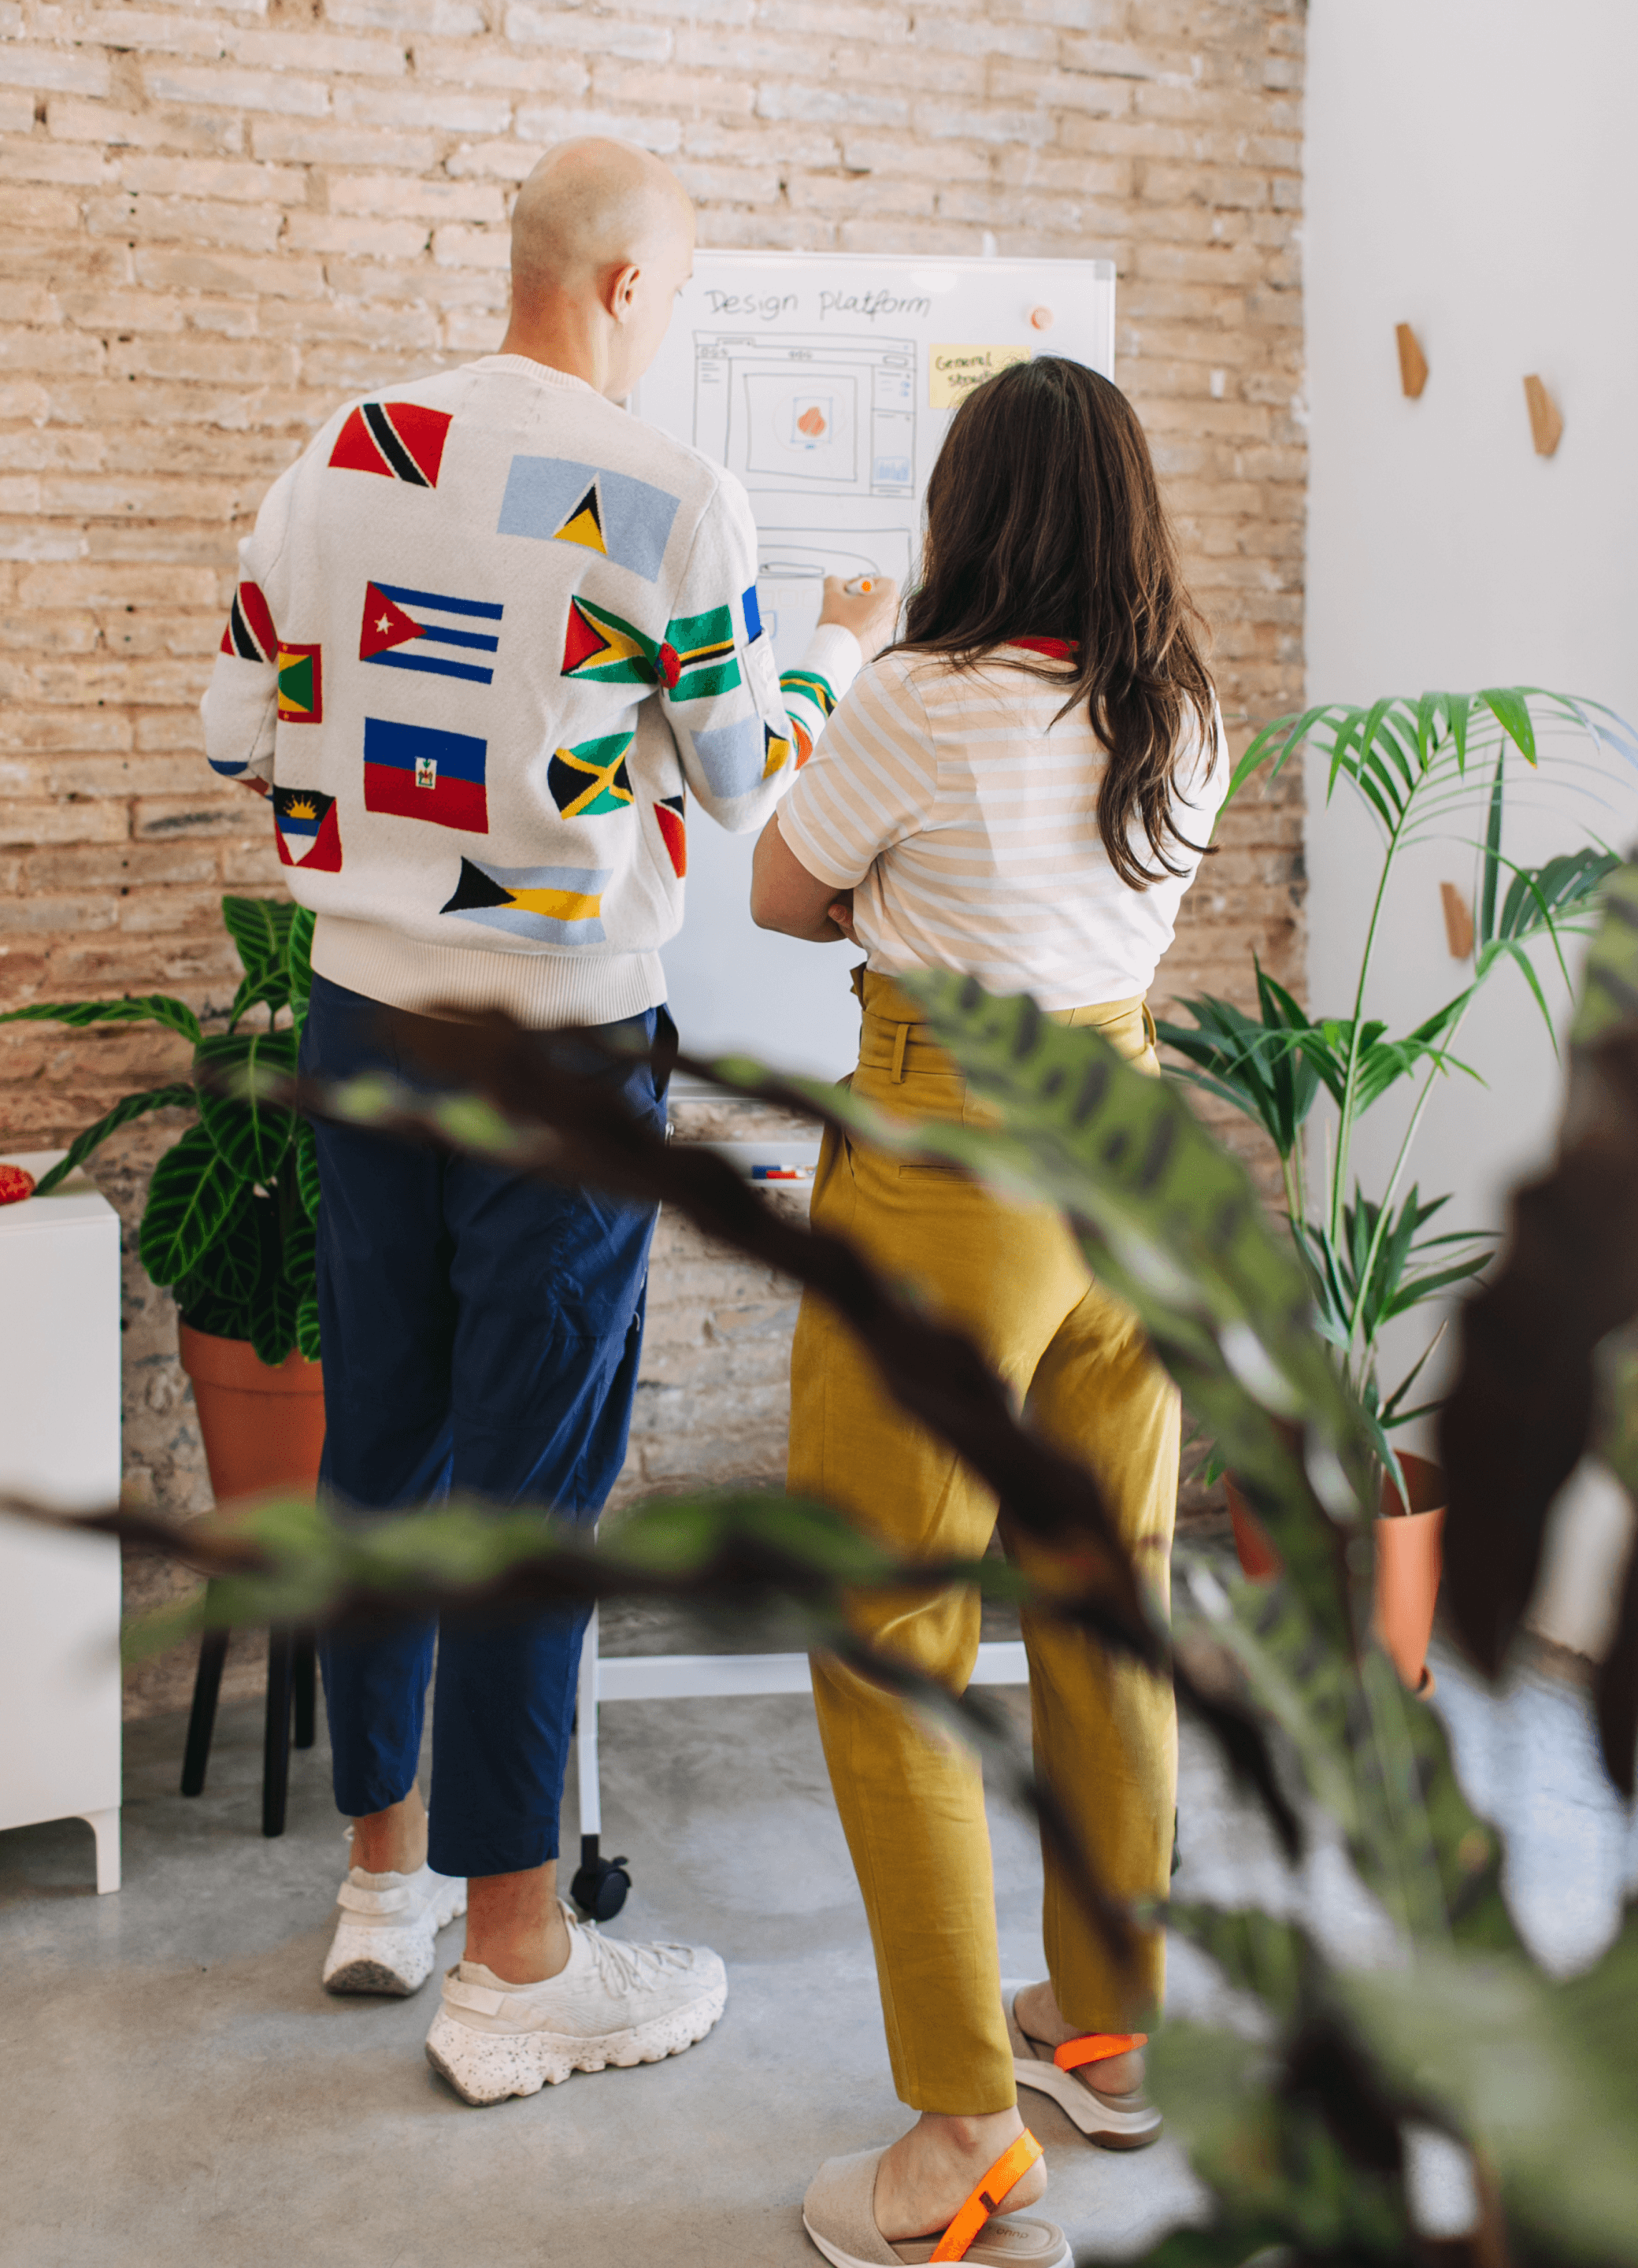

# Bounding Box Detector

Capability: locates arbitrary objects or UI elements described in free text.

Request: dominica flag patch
[276,643,322,724]
[549,733,635,821]
[328,400,452,489]
[498,455,681,584]
[359,580,502,685]
[655,791,686,879]
[272,786,342,873]
[363,717,487,834]
[658,604,739,700]
[441,857,610,944]
[220,580,277,664]
[561,595,658,687]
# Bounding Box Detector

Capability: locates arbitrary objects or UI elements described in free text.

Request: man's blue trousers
[300,973,667,1880]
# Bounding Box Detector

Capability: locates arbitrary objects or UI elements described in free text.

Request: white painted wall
[1303,0,1638,1651]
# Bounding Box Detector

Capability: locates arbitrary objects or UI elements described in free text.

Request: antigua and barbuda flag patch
[220,580,277,664]
[498,456,680,584]
[363,717,487,834]
[441,857,610,944]
[328,400,452,489]
[272,787,342,873]
[548,732,635,820]
[561,595,658,687]
[359,580,502,685]
[655,791,687,879]
[276,643,322,724]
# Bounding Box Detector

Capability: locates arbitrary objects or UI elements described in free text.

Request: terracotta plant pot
[1224,1451,1447,1694]
[178,1322,326,1507]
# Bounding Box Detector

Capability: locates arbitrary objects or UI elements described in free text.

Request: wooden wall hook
[1440,882,1474,960]
[1524,374,1563,457]
[1395,323,1429,398]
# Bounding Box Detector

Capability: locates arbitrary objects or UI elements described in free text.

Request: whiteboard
[634,250,1117,1084]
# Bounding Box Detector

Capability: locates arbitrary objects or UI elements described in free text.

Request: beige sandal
[1004,1986,1162,2150]
[802,2129,1070,2266]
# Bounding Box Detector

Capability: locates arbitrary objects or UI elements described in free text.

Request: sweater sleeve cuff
[795,622,862,703]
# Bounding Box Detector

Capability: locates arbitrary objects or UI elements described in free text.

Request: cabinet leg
[82,1807,121,1894]
[180,1627,229,1798]
[293,1631,316,1751]
[262,1628,294,1840]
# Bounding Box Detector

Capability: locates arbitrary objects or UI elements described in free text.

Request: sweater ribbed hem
[311,916,666,1028]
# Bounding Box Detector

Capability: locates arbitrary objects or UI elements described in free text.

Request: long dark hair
[899,357,1216,890]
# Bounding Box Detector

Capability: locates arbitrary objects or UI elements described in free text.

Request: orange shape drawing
[796,405,827,438]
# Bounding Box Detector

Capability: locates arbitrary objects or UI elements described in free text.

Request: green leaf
[0,994,201,1045]
[195,1029,297,1182]
[32,1083,196,1195]
[287,905,314,1010]
[294,1117,322,1221]
[295,1292,322,1363]
[220,895,295,990]
[139,1125,248,1286]
[246,1210,299,1367]
[282,1197,316,1298]
[1479,685,1539,765]
[172,1268,253,1343]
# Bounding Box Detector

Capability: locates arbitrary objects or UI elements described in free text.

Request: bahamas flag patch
[561,595,658,687]
[549,732,635,821]
[276,643,321,724]
[658,604,739,700]
[328,400,452,489]
[363,717,487,834]
[272,786,342,873]
[497,456,681,584]
[441,857,610,944]
[220,580,277,665]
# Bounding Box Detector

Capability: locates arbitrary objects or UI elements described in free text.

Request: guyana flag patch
[549,732,635,821]
[276,643,322,724]
[561,595,658,687]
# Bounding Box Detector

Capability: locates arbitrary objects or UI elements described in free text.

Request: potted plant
[1159,687,1636,1683]
[0,897,324,1503]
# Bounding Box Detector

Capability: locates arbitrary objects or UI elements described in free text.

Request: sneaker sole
[323,1881,468,1999]
[424,1972,728,2105]
[1012,2057,1163,2150]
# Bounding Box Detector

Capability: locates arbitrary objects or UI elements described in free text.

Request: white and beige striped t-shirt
[776,644,1230,1011]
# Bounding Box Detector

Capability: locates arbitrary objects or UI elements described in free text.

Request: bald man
[202,139,896,2105]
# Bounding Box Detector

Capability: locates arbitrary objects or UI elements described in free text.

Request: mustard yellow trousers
[788,970,1180,2114]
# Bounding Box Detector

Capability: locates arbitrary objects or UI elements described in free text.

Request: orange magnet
[1029,306,1054,332]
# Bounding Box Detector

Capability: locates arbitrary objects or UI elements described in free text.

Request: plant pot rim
[178,1318,323,1393]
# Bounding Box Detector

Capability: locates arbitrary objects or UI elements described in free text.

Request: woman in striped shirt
[750,356,1228,2268]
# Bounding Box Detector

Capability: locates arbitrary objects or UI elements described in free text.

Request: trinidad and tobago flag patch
[363,716,487,833]
[655,791,687,879]
[220,580,277,663]
[272,786,342,873]
[359,580,502,685]
[328,400,452,489]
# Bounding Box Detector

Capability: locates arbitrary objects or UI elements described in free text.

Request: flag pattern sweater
[201,354,860,1026]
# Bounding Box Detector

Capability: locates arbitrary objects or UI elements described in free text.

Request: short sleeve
[775,654,936,891]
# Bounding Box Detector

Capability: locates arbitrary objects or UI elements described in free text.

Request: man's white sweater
[202,353,860,1026]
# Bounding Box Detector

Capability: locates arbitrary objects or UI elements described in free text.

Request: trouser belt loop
[890,1021,910,1083]
[1141,1001,1157,1049]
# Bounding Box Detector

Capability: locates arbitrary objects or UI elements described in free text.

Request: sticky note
[928,344,1032,407]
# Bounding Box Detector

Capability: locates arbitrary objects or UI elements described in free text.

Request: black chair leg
[262,1628,295,1839]
[293,1632,317,1751]
[180,1627,229,1797]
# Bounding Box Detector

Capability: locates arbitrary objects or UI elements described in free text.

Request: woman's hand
[827,891,860,945]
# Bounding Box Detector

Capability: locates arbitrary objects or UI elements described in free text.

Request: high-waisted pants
[788,969,1180,2114]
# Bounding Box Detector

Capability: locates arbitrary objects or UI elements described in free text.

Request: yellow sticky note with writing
[928,344,1032,407]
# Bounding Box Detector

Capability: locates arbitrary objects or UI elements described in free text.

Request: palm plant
[0,897,320,1366]
[1158,687,1635,1469]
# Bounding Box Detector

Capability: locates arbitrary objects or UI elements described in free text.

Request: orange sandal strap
[929,2131,1043,2263]
[1053,2031,1147,2073]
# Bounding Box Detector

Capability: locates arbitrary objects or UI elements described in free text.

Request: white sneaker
[424,1901,728,2104]
[321,1861,468,1996]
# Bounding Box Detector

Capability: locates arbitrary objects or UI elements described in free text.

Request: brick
[86,193,286,251]
[328,0,484,31]
[0,45,113,95]
[594,62,755,113]
[512,106,683,154]
[503,9,672,61]
[331,83,514,133]
[116,155,308,202]
[48,95,246,154]
[282,213,433,259]
[132,246,327,298]
[229,28,407,76]
[758,83,908,127]
[328,172,506,221]
[24,840,218,889]
[249,120,438,168]
[0,87,34,130]
[410,43,588,95]
[430,223,510,270]
[140,62,331,117]
[0,139,119,186]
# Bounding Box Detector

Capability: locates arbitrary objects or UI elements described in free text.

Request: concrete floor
[2,1632,1634,2268]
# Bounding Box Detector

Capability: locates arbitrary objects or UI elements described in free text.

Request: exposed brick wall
[0,0,1305,1712]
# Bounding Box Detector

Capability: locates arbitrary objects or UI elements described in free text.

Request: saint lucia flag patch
[549,732,635,820]
[441,858,610,944]
[272,787,342,873]
[363,717,487,834]
[498,456,681,584]
[328,400,452,489]
[359,580,502,685]
[276,643,322,723]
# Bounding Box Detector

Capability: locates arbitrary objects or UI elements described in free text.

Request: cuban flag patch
[359,580,502,685]
[272,787,342,873]
[363,717,487,834]
[328,400,452,489]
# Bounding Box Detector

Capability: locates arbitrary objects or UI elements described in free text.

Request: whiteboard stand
[0,1152,124,1895]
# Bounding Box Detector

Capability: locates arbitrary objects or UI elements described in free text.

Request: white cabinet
[0,1151,123,1892]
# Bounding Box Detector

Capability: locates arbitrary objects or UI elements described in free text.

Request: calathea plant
[0,896,320,1366]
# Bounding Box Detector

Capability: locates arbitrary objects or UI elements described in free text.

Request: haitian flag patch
[272,787,342,873]
[328,400,452,489]
[220,580,277,664]
[441,857,610,944]
[497,456,681,584]
[363,717,487,834]
[359,580,502,686]
[548,732,635,820]
[276,643,322,724]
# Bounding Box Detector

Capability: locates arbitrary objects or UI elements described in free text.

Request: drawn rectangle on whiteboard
[635,250,1115,1085]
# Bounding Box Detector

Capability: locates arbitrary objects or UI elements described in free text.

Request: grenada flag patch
[276,643,322,724]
